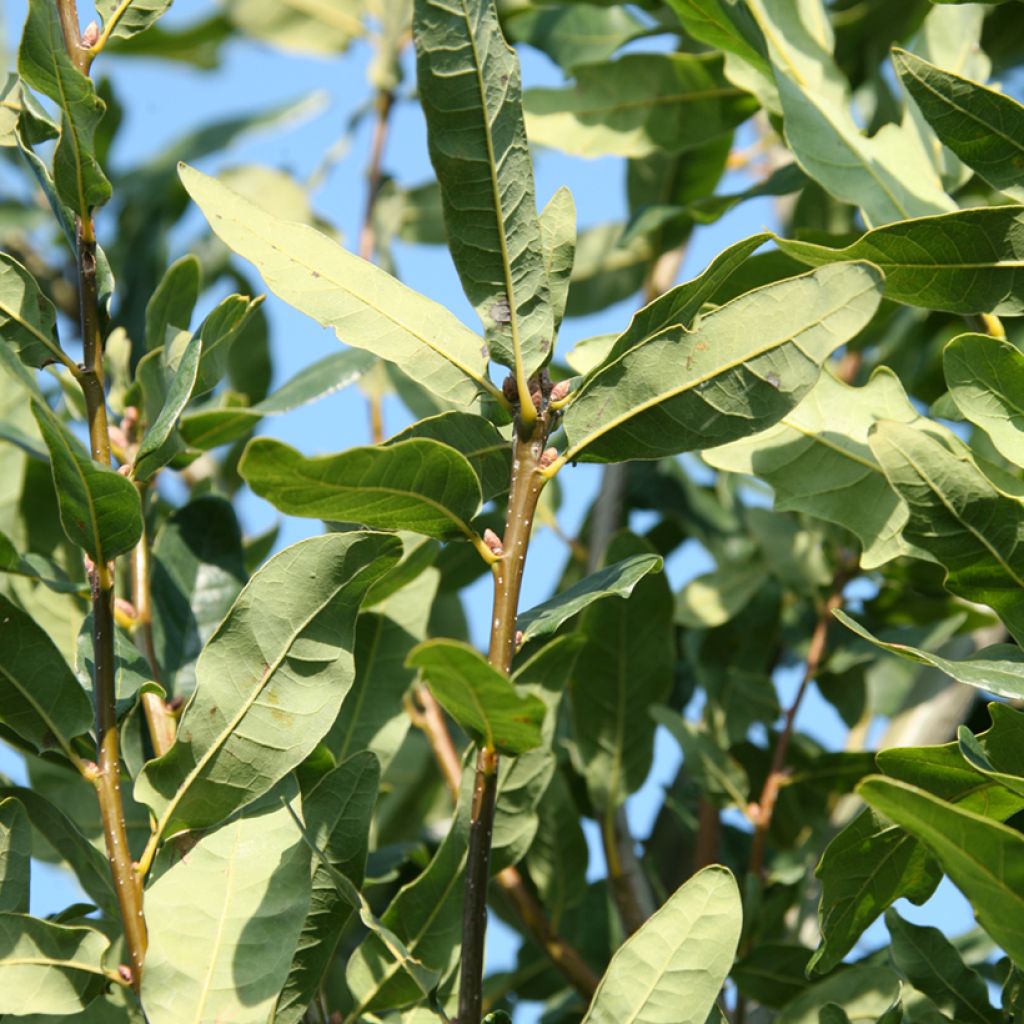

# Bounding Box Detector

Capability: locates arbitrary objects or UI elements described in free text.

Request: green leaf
[239,437,483,543]
[517,552,664,646]
[706,368,939,570]
[30,401,143,563]
[0,528,83,594]
[894,48,1024,202]
[144,254,201,352]
[0,254,65,370]
[406,639,545,755]
[581,865,741,1024]
[132,332,202,482]
[777,965,902,1024]
[18,0,112,216]
[885,908,1001,1024]
[869,420,1024,646]
[539,185,576,335]
[135,532,401,837]
[0,914,111,1014]
[945,332,1024,468]
[385,411,511,503]
[414,0,553,380]
[732,945,814,1009]
[0,593,93,762]
[666,0,770,78]
[958,704,1024,800]
[744,0,952,226]
[674,562,767,629]
[571,533,673,809]
[859,775,1024,968]
[834,608,1024,700]
[524,52,757,159]
[191,293,263,398]
[96,0,173,41]
[561,262,883,463]
[180,164,498,412]
[178,349,374,450]
[273,753,379,1024]
[0,798,29,913]
[505,4,647,71]
[140,780,311,1024]
[223,0,365,56]
[777,206,1024,315]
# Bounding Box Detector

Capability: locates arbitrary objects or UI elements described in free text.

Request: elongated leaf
[407,639,545,755]
[958,704,1024,799]
[859,776,1024,967]
[273,753,379,1024]
[869,420,1024,645]
[894,48,1024,202]
[180,165,497,411]
[945,332,1024,467]
[0,254,63,370]
[571,533,673,809]
[506,4,647,70]
[835,608,1024,700]
[517,552,664,645]
[778,206,1024,315]
[385,412,511,502]
[667,0,770,77]
[540,186,576,333]
[141,781,311,1024]
[133,332,202,481]
[561,262,883,463]
[0,593,92,762]
[524,52,756,159]
[0,528,81,594]
[885,909,1001,1024]
[706,367,942,569]
[744,0,951,226]
[777,966,902,1024]
[582,865,741,1024]
[240,437,483,542]
[31,401,143,563]
[96,0,173,41]
[0,798,29,913]
[0,914,111,1014]
[135,532,401,837]
[18,0,111,216]
[414,0,553,379]
[191,293,262,397]
[145,255,201,352]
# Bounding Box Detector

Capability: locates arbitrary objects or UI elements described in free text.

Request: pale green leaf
[674,562,767,629]
[777,966,902,1024]
[561,262,883,463]
[141,781,311,1024]
[777,206,1024,315]
[539,185,576,334]
[414,0,553,380]
[180,164,499,412]
[582,865,741,1024]
[135,532,401,837]
[0,254,64,370]
[666,0,770,78]
[0,798,30,913]
[239,437,483,543]
[506,4,647,70]
[96,0,173,41]
[524,52,756,159]
[224,0,365,56]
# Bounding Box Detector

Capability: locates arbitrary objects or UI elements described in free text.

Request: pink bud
[550,379,571,402]
[118,964,132,984]
[514,630,524,649]
[122,406,139,429]
[108,425,129,451]
[82,20,99,47]
[115,597,136,620]
[483,528,504,556]
[539,447,558,469]
[117,463,132,477]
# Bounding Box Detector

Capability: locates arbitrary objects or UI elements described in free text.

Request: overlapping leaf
[0,255,64,370]
[96,0,174,41]
[0,799,29,913]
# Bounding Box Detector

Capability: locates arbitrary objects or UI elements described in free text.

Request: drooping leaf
[776,965,903,1024]
[30,401,143,564]
[706,368,940,570]
[869,420,1024,646]
[135,532,401,837]
[885,908,1001,1024]
[18,0,112,216]
[834,608,1024,700]
[539,185,576,334]
[180,165,498,412]
[239,437,483,543]
[517,552,664,645]
[385,412,511,502]
[524,52,757,159]
[0,593,93,763]
[0,914,111,1015]
[406,639,545,755]
[141,780,311,1024]
[744,0,952,226]
[894,47,1024,202]
[581,866,741,1024]
[0,254,64,370]
[414,0,553,380]
[96,0,174,41]
[273,753,379,1024]
[777,206,1024,315]
[0,528,82,594]
[560,262,883,463]
[0,798,30,913]
[859,776,1024,967]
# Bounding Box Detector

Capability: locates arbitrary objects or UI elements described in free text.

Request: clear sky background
[0,0,980,1016]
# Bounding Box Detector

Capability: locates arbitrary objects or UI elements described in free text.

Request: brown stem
[601,806,654,935]
[693,799,721,874]
[412,685,461,804]
[130,483,175,758]
[55,0,87,73]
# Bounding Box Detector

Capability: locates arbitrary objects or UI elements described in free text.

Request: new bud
[82,20,99,47]
[483,528,504,556]
[549,379,571,402]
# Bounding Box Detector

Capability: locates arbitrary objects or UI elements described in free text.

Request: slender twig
[55,0,86,73]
